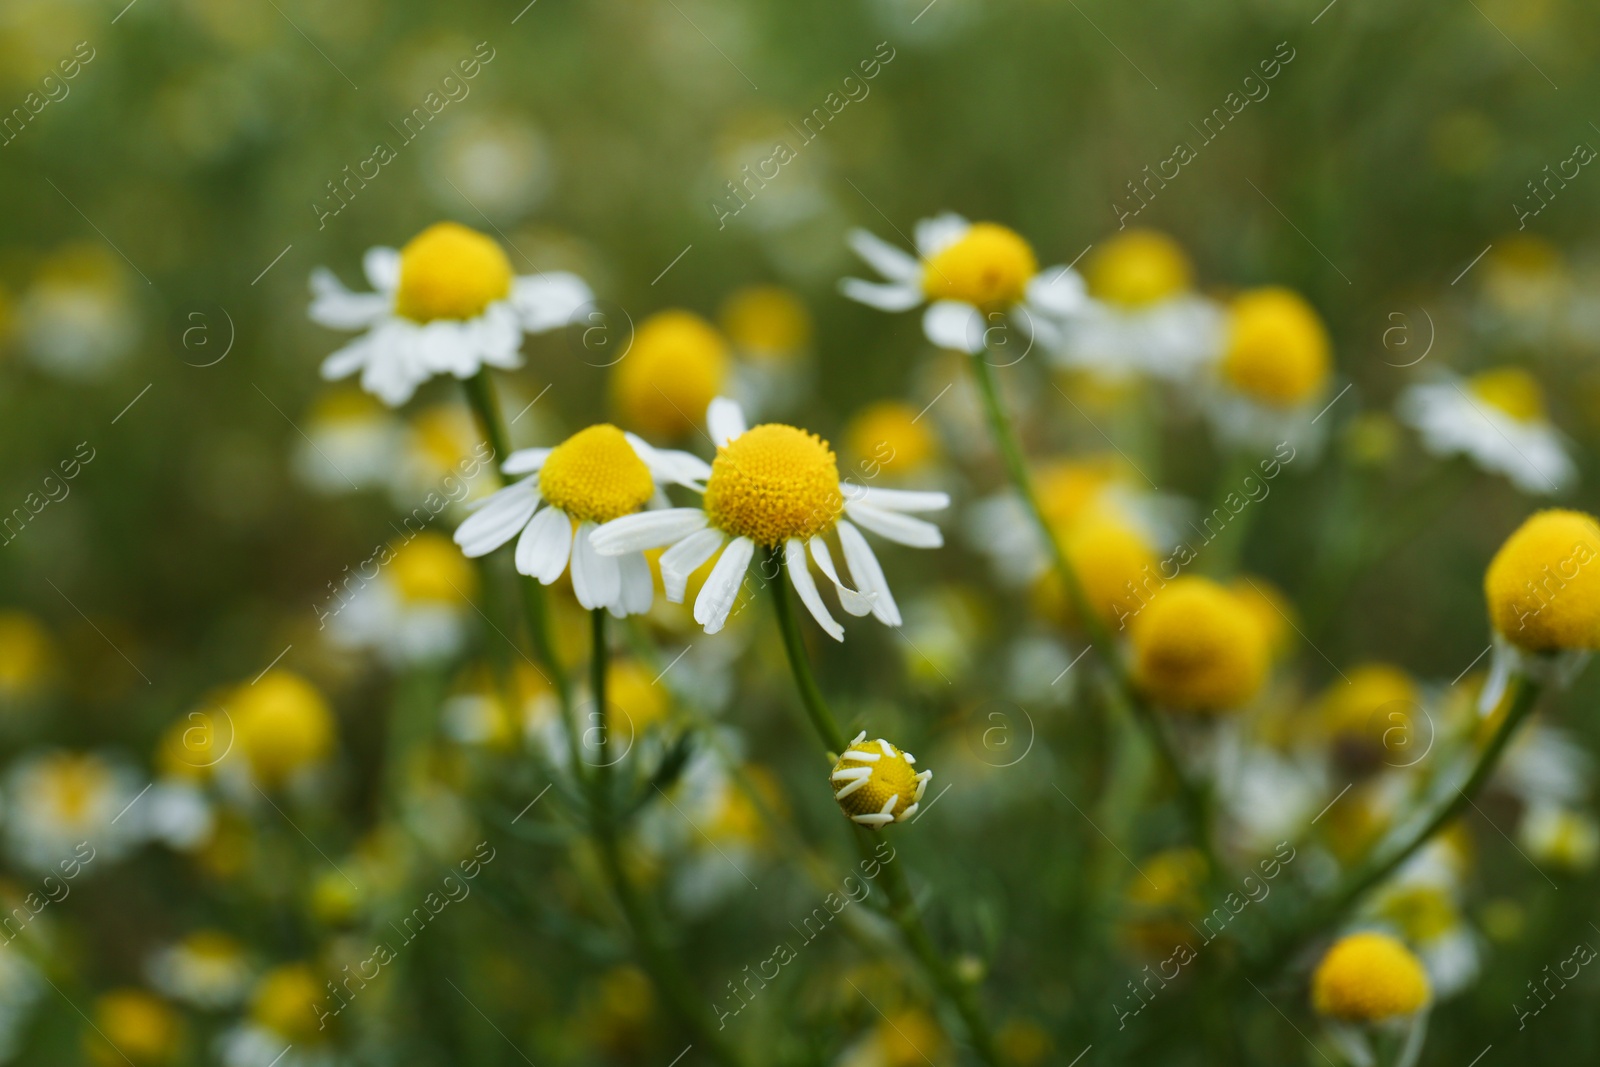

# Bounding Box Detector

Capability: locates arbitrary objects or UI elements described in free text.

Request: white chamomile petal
[845,500,945,549]
[502,448,553,475]
[809,537,875,617]
[695,537,755,634]
[914,213,970,258]
[591,508,709,555]
[1026,267,1089,317]
[454,479,541,557]
[363,246,401,292]
[516,505,574,584]
[847,228,921,282]
[570,521,621,610]
[707,397,748,447]
[511,272,593,332]
[840,278,924,312]
[613,551,655,618]
[837,520,901,627]
[660,528,726,603]
[842,485,951,513]
[922,300,985,354]
[624,432,711,490]
[786,539,844,642]
[309,269,388,329]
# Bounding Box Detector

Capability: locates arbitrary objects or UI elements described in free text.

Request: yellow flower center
[42,753,109,823]
[1378,884,1461,943]
[831,737,922,822]
[233,671,335,786]
[393,222,513,323]
[1087,229,1193,307]
[1220,287,1331,407]
[252,964,328,1043]
[703,424,843,547]
[93,990,180,1066]
[1311,932,1430,1021]
[1035,518,1157,629]
[1469,366,1545,422]
[389,531,478,603]
[538,424,655,524]
[720,285,812,362]
[1128,577,1267,712]
[844,400,937,477]
[612,310,730,439]
[1317,662,1420,739]
[1484,508,1600,651]
[921,223,1038,310]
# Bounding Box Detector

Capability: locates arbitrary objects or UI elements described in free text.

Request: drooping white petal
[694,537,755,634]
[839,278,924,312]
[809,537,875,617]
[570,521,621,610]
[845,501,944,548]
[838,520,901,627]
[364,247,402,292]
[613,551,655,617]
[516,505,574,584]
[320,334,375,382]
[786,539,844,642]
[1026,266,1089,317]
[841,485,951,513]
[591,509,709,555]
[309,268,390,329]
[454,479,541,557]
[473,302,526,371]
[922,301,985,354]
[624,432,711,489]
[914,213,970,258]
[847,228,921,282]
[502,448,553,475]
[660,528,725,602]
[707,397,748,446]
[511,272,594,332]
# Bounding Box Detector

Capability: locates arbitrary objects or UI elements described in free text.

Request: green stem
[589,609,746,1067]
[1196,451,1258,577]
[966,354,1221,872]
[1254,675,1542,976]
[765,553,1005,1066]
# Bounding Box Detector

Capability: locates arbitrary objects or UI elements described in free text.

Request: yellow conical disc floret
[1129,577,1267,712]
[1469,367,1545,423]
[389,530,478,603]
[1311,932,1430,1021]
[393,222,513,323]
[922,223,1039,310]
[1221,287,1331,407]
[830,732,932,827]
[233,671,335,786]
[538,424,655,524]
[612,310,730,439]
[703,424,843,546]
[1485,509,1600,652]
[1087,230,1193,307]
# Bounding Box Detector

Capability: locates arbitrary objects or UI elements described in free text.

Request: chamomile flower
[453,424,710,616]
[4,750,143,873]
[227,672,336,792]
[1519,803,1599,871]
[325,531,477,665]
[829,732,932,827]
[721,285,813,416]
[290,388,405,496]
[87,989,182,1067]
[1206,287,1333,453]
[309,221,592,406]
[147,931,254,1010]
[611,310,731,440]
[1054,229,1224,382]
[0,610,58,705]
[840,214,1087,354]
[590,398,950,640]
[843,400,940,483]
[1398,367,1575,495]
[1311,931,1430,1022]
[1128,577,1268,713]
[221,964,339,1067]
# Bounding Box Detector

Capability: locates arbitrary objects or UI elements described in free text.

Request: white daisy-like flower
[309,221,592,406]
[839,213,1087,355]
[147,931,254,1010]
[453,424,710,617]
[325,531,480,665]
[1203,287,1335,457]
[1053,230,1224,382]
[590,397,950,640]
[1397,367,1575,495]
[3,750,143,874]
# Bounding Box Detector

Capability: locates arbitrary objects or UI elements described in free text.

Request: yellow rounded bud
[1311,931,1430,1021]
[394,222,512,323]
[844,400,938,478]
[232,671,336,786]
[1484,509,1600,652]
[829,732,931,828]
[1129,577,1267,712]
[1316,663,1420,740]
[89,989,182,1067]
[921,223,1038,310]
[1036,518,1158,629]
[251,963,327,1043]
[1220,287,1331,407]
[719,285,811,362]
[611,310,729,440]
[1086,229,1193,307]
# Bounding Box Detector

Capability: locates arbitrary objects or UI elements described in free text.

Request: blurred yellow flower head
[1129,577,1267,712]
[232,671,335,786]
[250,963,326,1043]
[1087,229,1193,307]
[921,222,1038,310]
[612,310,730,439]
[390,530,477,604]
[1221,287,1330,407]
[1311,931,1430,1021]
[830,732,932,827]
[1484,509,1600,652]
[89,989,181,1067]
[1042,518,1157,628]
[720,285,811,362]
[1468,366,1546,424]
[394,222,513,323]
[1317,663,1420,740]
[540,424,656,524]
[0,610,57,700]
[844,400,938,479]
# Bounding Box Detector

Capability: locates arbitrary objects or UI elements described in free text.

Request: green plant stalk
[1253,674,1543,977]
[765,554,1005,1066]
[589,609,748,1067]
[965,353,1221,872]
